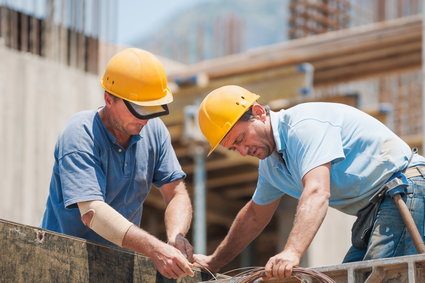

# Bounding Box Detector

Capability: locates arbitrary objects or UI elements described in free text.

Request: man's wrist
[281,245,302,259]
[167,232,185,243]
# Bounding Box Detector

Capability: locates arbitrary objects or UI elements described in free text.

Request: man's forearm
[283,191,329,257]
[123,225,170,256]
[78,200,133,246]
[210,200,277,270]
[164,188,192,240]
[211,222,258,268]
[281,164,331,258]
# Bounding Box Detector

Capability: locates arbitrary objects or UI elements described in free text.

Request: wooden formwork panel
[0,219,212,283]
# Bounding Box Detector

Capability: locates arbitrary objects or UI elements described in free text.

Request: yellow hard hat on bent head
[198,85,260,156]
[100,48,172,119]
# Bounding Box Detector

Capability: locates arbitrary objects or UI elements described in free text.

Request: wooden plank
[314,52,421,84]
[163,63,310,128]
[268,93,359,110]
[312,40,421,71]
[169,15,421,78]
[183,156,257,175]
[206,170,258,189]
[300,25,421,61]
[0,218,212,282]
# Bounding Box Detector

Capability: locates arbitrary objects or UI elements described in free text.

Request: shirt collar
[270,110,286,152]
[95,111,142,146]
[130,133,142,145]
[95,111,116,143]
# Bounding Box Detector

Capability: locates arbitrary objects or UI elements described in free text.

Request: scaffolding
[289,0,351,39]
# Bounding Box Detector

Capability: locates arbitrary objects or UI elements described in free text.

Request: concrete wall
[309,207,355,267]
[0,46,102,226]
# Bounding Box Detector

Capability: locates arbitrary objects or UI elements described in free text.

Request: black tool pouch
[351,177,407,249]
[351,200,382,249]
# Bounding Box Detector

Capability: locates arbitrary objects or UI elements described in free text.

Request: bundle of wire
[198,265,336,283]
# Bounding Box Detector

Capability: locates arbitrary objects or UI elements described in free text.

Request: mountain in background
[133,0,289,64]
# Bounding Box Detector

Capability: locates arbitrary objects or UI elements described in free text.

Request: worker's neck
[267,117,277,153]
[98,107,131,148]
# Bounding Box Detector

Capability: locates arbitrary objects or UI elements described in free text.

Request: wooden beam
[206,170,258,189]
[183,156,257,175]
[312,40,421,71]
[168,15,421,80]
[269,93,359,110]
[0,219,209,282]
[314,52,420,84]
[221,184,256,199]
[163,63,311,126]
[161,16,421,129]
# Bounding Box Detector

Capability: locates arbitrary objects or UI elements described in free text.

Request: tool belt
[351,165,425,250]
[404,165,425,179]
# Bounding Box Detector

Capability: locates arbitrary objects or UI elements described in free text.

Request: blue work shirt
[41,110,185,246]
[253,103,425,215]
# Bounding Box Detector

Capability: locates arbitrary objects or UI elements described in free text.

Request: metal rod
[422,0,425,154]
[193,145,206,254]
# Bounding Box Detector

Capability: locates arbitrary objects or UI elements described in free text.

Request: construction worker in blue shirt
[41,48,194,279]
[194,85,425,280]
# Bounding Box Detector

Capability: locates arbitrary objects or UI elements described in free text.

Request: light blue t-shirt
[253,103,425,215]
[41,110,185,246]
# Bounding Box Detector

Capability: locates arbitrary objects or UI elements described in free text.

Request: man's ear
[104,91,112,106]
[251,103,266,121]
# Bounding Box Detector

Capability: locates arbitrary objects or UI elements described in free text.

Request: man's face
[107,97,148,136]
[220,118,275,160]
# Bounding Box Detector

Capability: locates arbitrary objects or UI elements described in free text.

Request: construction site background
[0,0,424,275]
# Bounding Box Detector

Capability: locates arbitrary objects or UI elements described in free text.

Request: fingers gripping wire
[193,261,218,281]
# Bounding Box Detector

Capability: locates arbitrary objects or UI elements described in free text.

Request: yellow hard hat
[100,48,172,107]
[198,85,260,156]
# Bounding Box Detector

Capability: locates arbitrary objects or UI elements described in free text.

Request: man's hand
[122,225,194,279]
[150,243,195,279]
[264,249,300,279]
[263,164,331,280]
[193,254,219,273]
[168,233,194,262]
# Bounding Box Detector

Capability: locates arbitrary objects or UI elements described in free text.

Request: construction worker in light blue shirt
[193,85,425,280]
[41,48,195,279]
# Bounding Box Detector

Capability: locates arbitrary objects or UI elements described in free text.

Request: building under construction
[1,0,425,282]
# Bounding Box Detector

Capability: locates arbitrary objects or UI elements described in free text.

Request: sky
[117,0,215,46]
